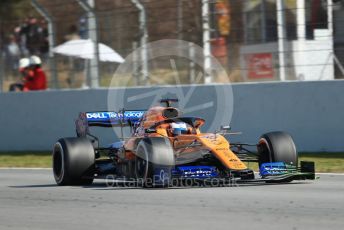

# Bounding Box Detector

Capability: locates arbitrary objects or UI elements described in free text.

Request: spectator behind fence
[14,18,49,58]
[18,18,30,56]
[28,55,47,90]
[26,18,41,55]
[64,25,80,41]
[9,56,47,92]
[5,34,20,76]
[38,20,49,60]
[9,58,31,92]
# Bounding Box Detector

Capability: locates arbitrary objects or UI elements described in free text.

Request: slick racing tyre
[53,137,95,186]
[135,137,175,188]
[258,131,298,167]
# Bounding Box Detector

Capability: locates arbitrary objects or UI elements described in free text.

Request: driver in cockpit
[169,122,189,136]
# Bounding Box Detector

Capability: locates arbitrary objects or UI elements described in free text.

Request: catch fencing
[1,0,344,92]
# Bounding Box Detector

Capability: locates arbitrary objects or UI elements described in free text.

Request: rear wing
[76,111,145,137]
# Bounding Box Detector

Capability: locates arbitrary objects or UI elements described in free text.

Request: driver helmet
[170,122,188,136]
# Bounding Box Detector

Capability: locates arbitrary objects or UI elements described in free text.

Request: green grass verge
[0,152,51,168]
[299,153,344,173]
[0,152,343,173]
[244,153,344,173]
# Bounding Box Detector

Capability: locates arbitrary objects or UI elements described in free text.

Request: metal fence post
[202,0,212,83]
[76,0,100,88]
[276,0,287,81]
[260,0,267,43]
[132,42,140,85]
[189,42,195,83]
[31,0,58,89]
[0,56,4,92]
[131,0,149,85]
[177,0,183,41]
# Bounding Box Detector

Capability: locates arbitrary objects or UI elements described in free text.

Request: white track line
[315,172,344,176]
[253,171,344,176]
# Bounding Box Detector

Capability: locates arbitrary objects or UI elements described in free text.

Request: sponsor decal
[260,162,288,176]
[86,112,117,119]
[245,53,274,79]
[86,111,144,121]
[175,166,218,178]
[124,111,145,119]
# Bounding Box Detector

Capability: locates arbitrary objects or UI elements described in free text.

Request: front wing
[92,160,316,186]
[170,161,315,183]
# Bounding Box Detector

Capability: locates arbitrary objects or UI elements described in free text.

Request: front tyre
[257,132,298,183]
[258,131,298,167]
[52,137,95,186]
[135,137,175,188]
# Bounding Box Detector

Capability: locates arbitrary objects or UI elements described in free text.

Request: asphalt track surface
[0,169,343,230]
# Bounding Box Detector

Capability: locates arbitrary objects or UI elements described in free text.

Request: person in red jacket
[27,55,47,90]
[9,58,33,91]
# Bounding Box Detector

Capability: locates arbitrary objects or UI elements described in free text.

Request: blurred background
[0,0,343,91]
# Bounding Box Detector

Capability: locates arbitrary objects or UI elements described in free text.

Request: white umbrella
[53,39,124,63]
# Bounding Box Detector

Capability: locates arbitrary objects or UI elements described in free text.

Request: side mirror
[145,128,156,134]
[221,125,231,131]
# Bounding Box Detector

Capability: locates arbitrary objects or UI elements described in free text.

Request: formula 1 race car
[52,99,315,187]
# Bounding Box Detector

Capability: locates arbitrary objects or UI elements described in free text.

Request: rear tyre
[52,137,95,186]
[135,137,175,188]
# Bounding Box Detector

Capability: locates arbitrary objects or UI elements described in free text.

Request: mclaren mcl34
[52,99,315,187]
